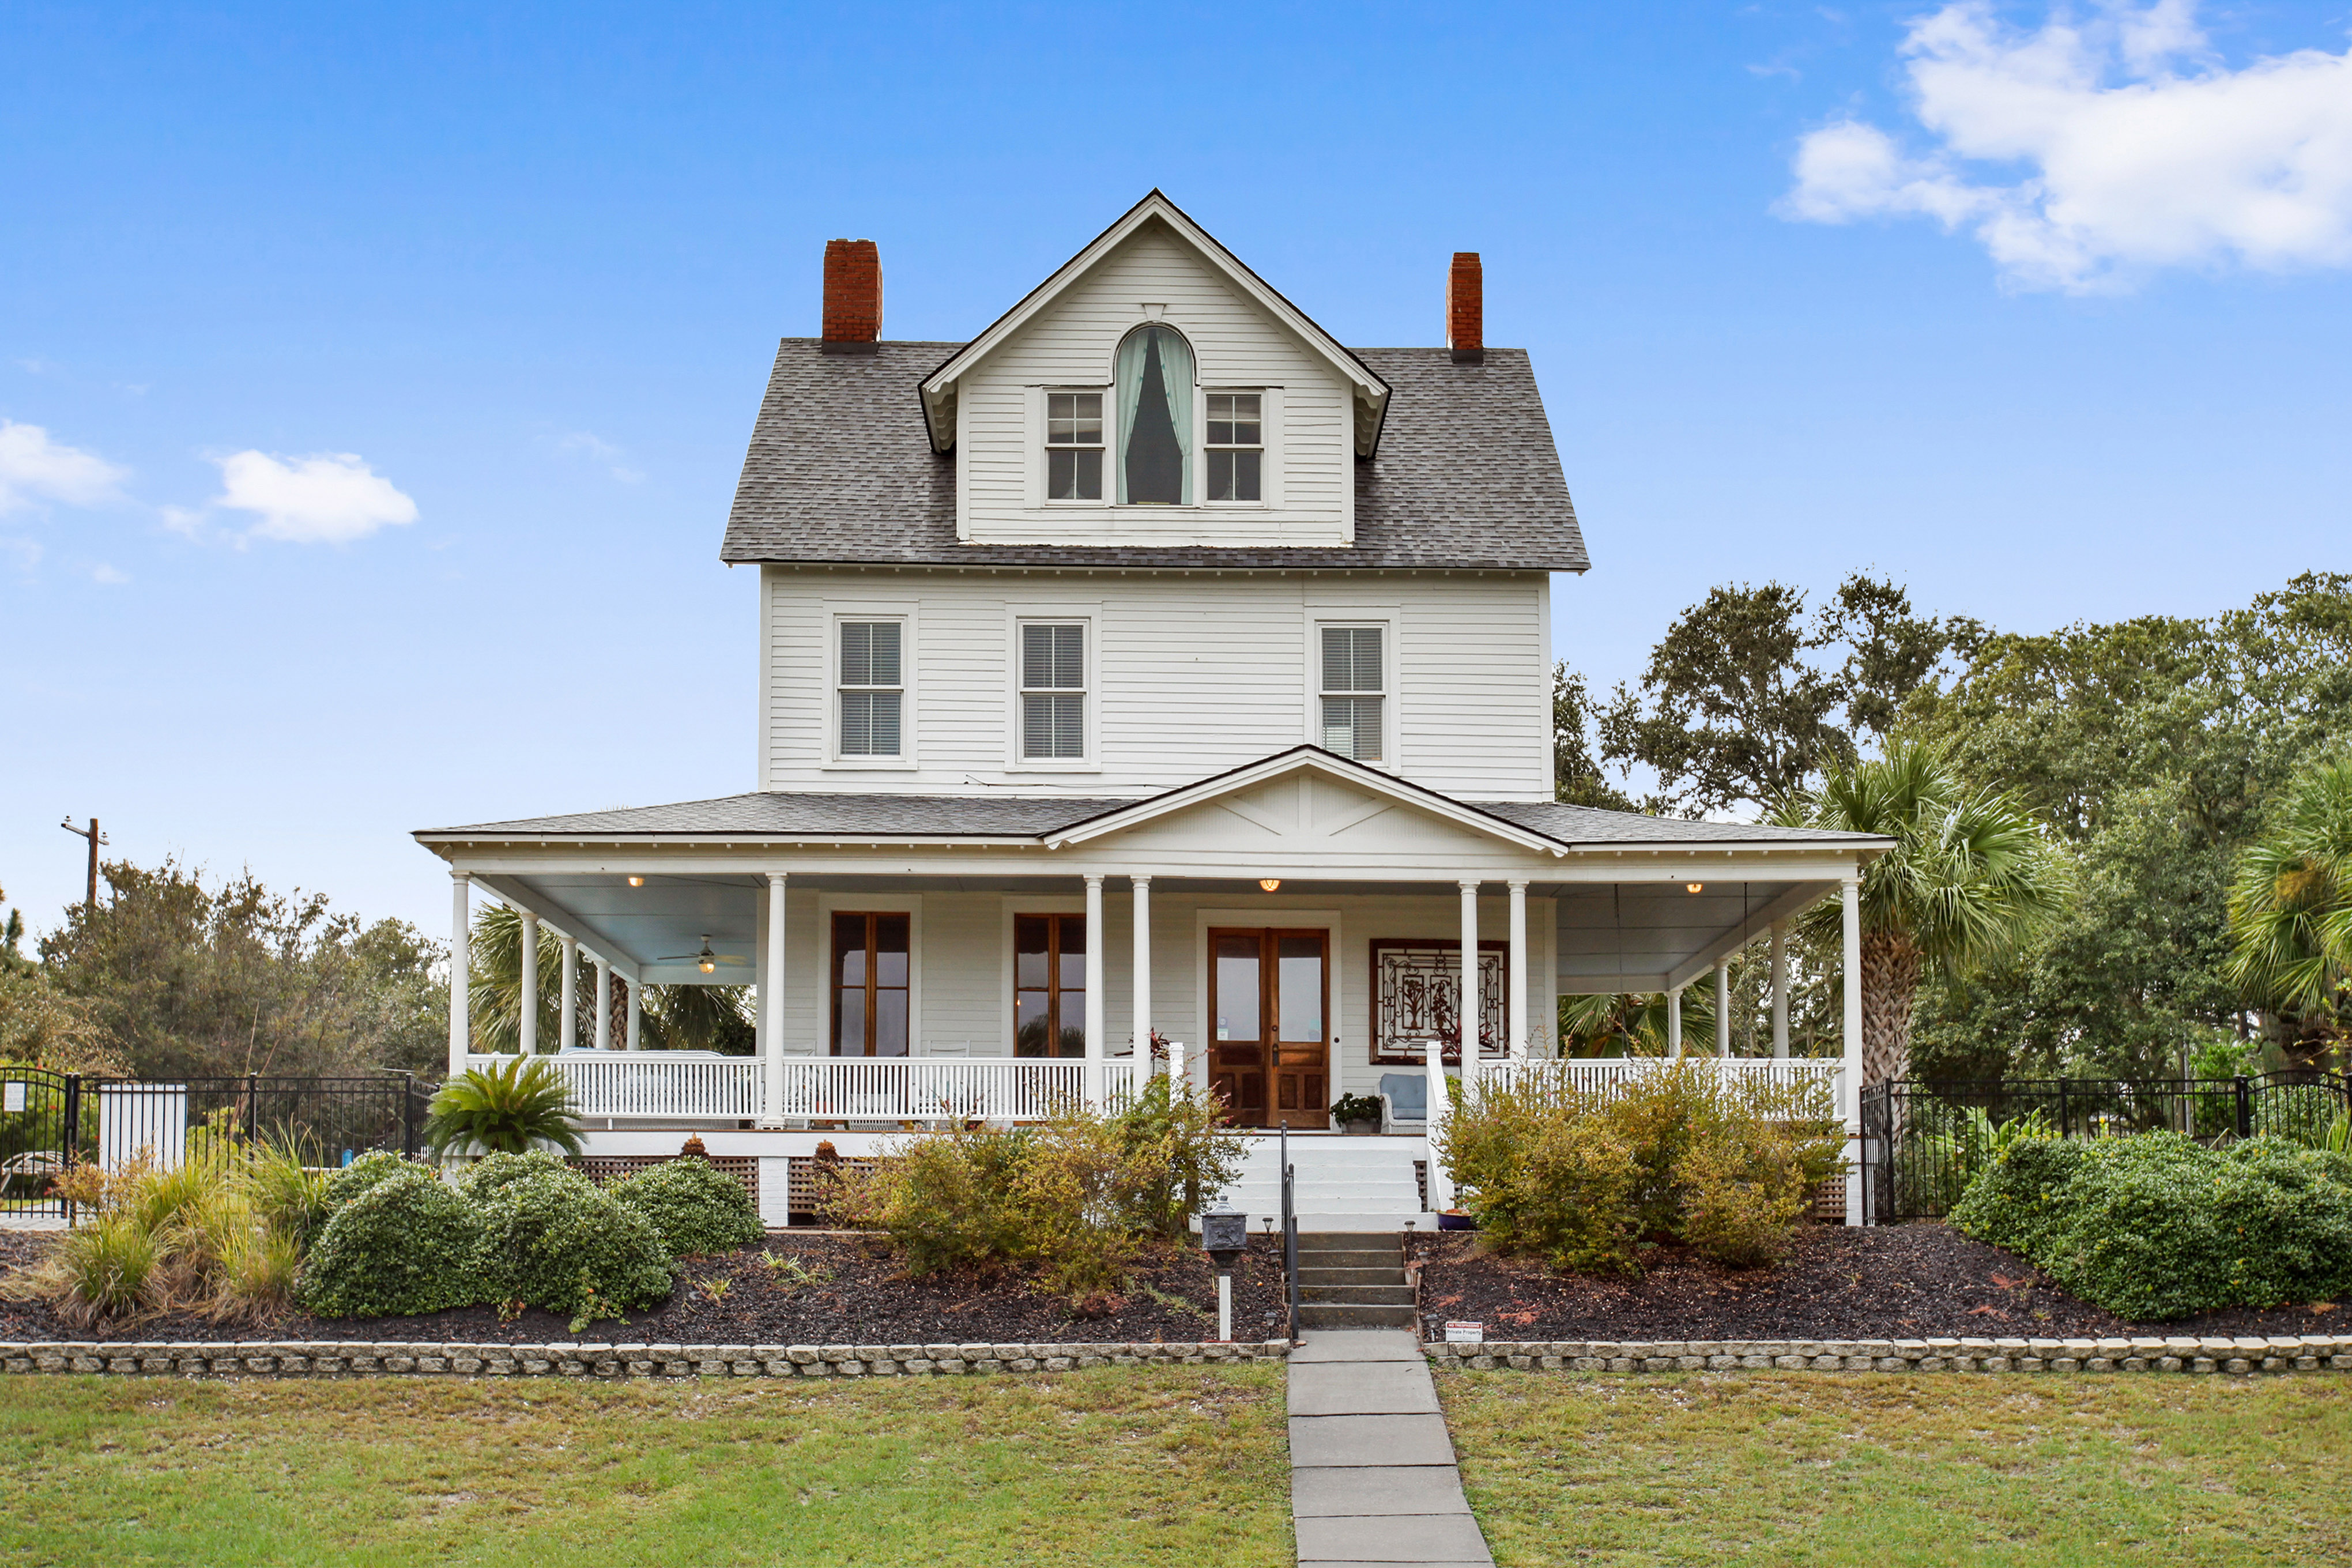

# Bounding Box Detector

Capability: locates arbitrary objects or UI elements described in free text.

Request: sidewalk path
[1287,1330,1494,1566]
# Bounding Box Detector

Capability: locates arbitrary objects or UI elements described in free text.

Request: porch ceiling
[1554,879,1826,996]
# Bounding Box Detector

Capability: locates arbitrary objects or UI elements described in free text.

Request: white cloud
[557,430,644,484]
[0,420,128,512]
[1781,2,2352,291]
[91,563,129,585]
[1,537,40,572]
[210,450,418,544]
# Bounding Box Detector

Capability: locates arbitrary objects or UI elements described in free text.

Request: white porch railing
[1485,1056,1844,1111]
[465,1052,1147,1122]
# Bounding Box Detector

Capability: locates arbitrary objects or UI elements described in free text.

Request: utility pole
[59,815,107,912]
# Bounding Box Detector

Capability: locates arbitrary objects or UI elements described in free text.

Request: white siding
[762,567,1553,801]
[955,223,1353,548]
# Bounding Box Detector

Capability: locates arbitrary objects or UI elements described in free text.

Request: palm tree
[1558,988,1714,1057]
[1776,738,2071,1084]
[2225,753,2352,1069]
[465,902,754,1055]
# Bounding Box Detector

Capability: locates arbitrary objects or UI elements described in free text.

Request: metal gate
[0,1065,80,1218]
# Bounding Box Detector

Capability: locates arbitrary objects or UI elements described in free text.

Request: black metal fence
[0,1068,433,1218]
[1860,1070,2352,1222]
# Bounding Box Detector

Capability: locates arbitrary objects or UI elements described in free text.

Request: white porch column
[762,872,787,1126]
[594,957,612,1050]
[1714,962,1731,1057]
[1770,919,1789,1059]
[557,936,579,1052]
[1457,880,1480,1100]
[625,975,642,1052]
[447,872,471,1075]
[517,911,540,1056]
[1424,1038,1453,1211]
[1131,876,1153,1070]
[1841,873,1865,1226]
[1506,880,1529,1063]
[1667,987,1683,1058]
[1083,875,1106,1108]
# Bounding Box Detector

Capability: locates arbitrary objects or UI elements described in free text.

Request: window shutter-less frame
[839,621,904,757]
[1020,623,1087,760]
[1318,625,1384,761]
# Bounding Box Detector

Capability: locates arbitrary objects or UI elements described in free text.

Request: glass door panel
[1208,928,1327,1126]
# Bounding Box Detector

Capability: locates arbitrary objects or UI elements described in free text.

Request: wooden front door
[1208,928,1329,1127]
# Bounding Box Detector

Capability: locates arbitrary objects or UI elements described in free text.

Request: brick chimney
[821,238,882,353]
[1447,252,1483,364]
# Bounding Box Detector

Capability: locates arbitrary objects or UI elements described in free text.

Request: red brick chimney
[821,238,882,353]
[1448,252,1484,364]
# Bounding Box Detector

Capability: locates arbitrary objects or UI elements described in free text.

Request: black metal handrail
[1279,1120,1299,1343]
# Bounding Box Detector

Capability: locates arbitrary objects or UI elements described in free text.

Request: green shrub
[475,1168,672,1320]
[322,1149,416,1214]
[1437,1062,1845,1274]
[302,1167,489,1318]
[46,1212,162,1326]
[455,1148,587,1204]
[827,1079,1242,1301]
[1952,1131,2352,1319]
[611,1158,764,1258]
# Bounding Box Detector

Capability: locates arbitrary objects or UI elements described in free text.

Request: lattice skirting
[575,1155,759,1211]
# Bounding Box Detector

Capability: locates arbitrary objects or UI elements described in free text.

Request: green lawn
[0,1367,1291,1567]
[1439,1369,2351,1567]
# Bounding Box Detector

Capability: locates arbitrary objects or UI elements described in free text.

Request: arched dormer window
[1114,324,1193,505]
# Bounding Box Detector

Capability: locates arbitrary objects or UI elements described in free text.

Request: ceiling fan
[655,936,750,975]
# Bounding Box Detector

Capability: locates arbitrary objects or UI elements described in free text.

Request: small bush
[1438,1062,1844,1275]
[1951,1131,2352,1319]
[302,1167,489,1318]
[612,1158,764,1258]
[1677,1123,1812,1268]
[827,1078,1242,1301]
[322,1149,416,1214]
[475,1169,672,1320]
[455,1148,587,1204]
[46,1213,162,1326]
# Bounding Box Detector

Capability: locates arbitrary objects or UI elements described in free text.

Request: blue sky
[4,1,2349,941]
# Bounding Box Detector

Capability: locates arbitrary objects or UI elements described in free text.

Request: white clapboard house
[416,192,1888,1227]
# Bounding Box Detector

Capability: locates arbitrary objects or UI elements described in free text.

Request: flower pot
[1340,1119,1378,1136]
[1437,1211,1477,1232]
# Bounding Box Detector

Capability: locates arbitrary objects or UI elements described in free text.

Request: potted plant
[1330,1093,1384,1134]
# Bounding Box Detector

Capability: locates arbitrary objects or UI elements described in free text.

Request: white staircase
[1212,1136,1428,1232]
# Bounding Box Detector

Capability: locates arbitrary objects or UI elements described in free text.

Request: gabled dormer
[911,191,1389,549]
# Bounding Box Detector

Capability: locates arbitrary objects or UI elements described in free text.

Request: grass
[0,1366,1290,1567]
[1439,1370,2352,1567]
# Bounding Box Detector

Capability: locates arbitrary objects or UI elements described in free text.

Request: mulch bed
[1410,1222,2348,1340]
[0,1229,1291,1347]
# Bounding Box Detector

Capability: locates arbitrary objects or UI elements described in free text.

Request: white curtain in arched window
[1115,325,1193,505]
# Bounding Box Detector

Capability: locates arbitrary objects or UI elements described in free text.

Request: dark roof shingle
[718,341,1586,572]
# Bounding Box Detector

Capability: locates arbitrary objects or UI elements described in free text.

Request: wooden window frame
[830,910,912,1058]
[1011,911,1089,1059]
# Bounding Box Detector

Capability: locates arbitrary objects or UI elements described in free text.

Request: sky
[3,1,2349,944]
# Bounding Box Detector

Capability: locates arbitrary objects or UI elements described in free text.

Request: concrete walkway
[1287,1330,1494,1566]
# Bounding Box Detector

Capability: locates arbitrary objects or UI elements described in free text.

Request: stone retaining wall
[1,1339,1291,1380]
[1427,1335,2352,1375]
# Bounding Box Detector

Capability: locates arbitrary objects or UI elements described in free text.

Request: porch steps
[1295,1232,1414,1330]
[1215,1137,1425,1226]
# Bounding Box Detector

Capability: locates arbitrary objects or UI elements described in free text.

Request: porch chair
[1377,1072,1428,1133]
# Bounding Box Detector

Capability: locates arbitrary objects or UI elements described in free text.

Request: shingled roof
[718,340,1588,572]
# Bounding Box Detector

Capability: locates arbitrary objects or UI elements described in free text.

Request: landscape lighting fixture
[1259,879,1281,892]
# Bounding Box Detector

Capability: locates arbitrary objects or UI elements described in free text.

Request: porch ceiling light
[627,876,644,887]
[1686,883,1704,893]
[1259,878,1281,892]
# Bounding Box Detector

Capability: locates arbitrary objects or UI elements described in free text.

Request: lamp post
[1200,1200,1249,1343]
[59,816,107,912]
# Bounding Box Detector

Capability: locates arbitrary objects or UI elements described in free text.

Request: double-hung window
[1205,393,1262,502]
[838,621,903,757]
[1045,393,1104,502]
[1020,623,1086,760]
[1320,625,1385,762]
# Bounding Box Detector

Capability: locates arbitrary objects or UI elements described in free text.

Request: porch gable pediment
[1041,748,1564,864]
